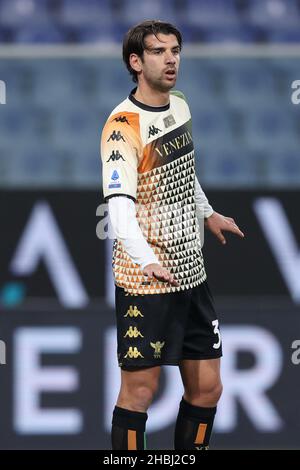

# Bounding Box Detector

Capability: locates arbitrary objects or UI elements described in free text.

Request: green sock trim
[144,432,147,450]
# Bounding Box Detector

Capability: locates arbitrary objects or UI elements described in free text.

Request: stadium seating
[0,1,299,187]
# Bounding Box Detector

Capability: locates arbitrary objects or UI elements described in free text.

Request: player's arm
[101,113,178,285]
[108,196,179,286]
[195,176,245,244]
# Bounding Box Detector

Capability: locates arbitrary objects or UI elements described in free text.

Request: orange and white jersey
[101,89,206,295]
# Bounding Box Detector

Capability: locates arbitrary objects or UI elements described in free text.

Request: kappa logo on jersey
[107,130,125,142]
[124,346,144,359]
[124,326,144,338]
[106,150,125,162]
[112,115,130,125]
[150,341,165,358]
[148,125,162,138]
[163,114,176,128]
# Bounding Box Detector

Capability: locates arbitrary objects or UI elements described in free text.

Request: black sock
[111,406,148,450]
[174,398,216,450]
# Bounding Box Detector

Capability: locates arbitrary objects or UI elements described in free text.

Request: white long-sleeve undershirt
[108,196,159,270]
[108,177,213,269]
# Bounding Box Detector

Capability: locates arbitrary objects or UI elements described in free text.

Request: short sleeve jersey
[101,89,207,295]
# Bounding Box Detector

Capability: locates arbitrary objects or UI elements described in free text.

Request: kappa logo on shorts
[124,346,144,359]
[150,341,165,359]
[124,326,144,338]
[195,446,209,451]
[124,306,143,318]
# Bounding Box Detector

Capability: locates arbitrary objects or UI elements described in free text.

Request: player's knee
[185,379,223,406]
[128,384,157,410]
[120,379,159,411]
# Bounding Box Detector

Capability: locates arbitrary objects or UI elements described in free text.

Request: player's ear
[129,53,142,73]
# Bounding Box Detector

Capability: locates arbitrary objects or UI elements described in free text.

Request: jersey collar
[129,88,170,112]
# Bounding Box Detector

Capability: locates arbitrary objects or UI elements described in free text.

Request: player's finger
[231,225,245,238]
[216,230,226,245]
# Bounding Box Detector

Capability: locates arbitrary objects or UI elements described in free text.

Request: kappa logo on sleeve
[106,150,125,162]
[107,130,125,142]
[108,168,122,189]
[112,115,130,125]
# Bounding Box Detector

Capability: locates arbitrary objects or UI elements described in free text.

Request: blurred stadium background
[0,0,300,450]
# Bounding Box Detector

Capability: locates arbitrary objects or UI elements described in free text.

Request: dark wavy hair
[123,20,182,83]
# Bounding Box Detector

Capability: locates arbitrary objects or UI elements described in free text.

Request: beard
[144,72,177,93]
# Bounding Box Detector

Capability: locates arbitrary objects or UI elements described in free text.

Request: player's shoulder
[170,89,188,103]
[102,97,140,138]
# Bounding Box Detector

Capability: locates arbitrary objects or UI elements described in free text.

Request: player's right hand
[143,263,179,287]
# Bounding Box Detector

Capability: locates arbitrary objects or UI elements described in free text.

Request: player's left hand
[205,211,245,245]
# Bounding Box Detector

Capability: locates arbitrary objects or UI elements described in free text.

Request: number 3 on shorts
[212,319,221,349]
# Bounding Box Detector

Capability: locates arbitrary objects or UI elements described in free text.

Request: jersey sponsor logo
[163,115,176,128]
[124,346,144,359]
[148,125,162,138]
[124,306,143,318]
[108,168,121,189]
[107,130,125,142]
[124,326,144,338]
[106,150,125,162]
[154,130,193,158]
[112,115,130,125]
[150,341,165,358]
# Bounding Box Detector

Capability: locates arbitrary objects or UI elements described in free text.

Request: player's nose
[165,51,176,64]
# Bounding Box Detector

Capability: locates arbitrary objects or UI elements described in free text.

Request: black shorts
[115,281,222,370]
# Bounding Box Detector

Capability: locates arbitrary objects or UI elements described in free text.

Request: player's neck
[134,84,170,108]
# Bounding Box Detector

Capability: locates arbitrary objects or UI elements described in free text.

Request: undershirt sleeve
[108,196,160,270]
[195,176,214,221]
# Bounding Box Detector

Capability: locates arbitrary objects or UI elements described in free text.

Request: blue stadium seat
[76,25,117,43]
[265,147,300,185]
[71,148,101,185]
[222,64,278,108]
[268,28,300,42]
[115,0,177,27]
[60,0,112,27]
[53,107,100,151]
[0,63,35,105]
[243,106,298,151]
[191,107,236,150]
[245,0,300,29]
[0,0,50,27]
[15,24,67,43]
[186,0,239,27]
[203,26,257,44]
[178,61,221,107]
[0,105,53,146]
[31,63,74,105]
[199,146,258,187]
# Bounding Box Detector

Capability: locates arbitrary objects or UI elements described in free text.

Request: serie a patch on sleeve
[108,168,122,189]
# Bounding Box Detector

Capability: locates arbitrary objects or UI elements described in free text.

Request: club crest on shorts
[124,306,143,318]
[150,341,165,358]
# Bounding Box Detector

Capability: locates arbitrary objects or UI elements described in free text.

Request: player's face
[140,33,180,92]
